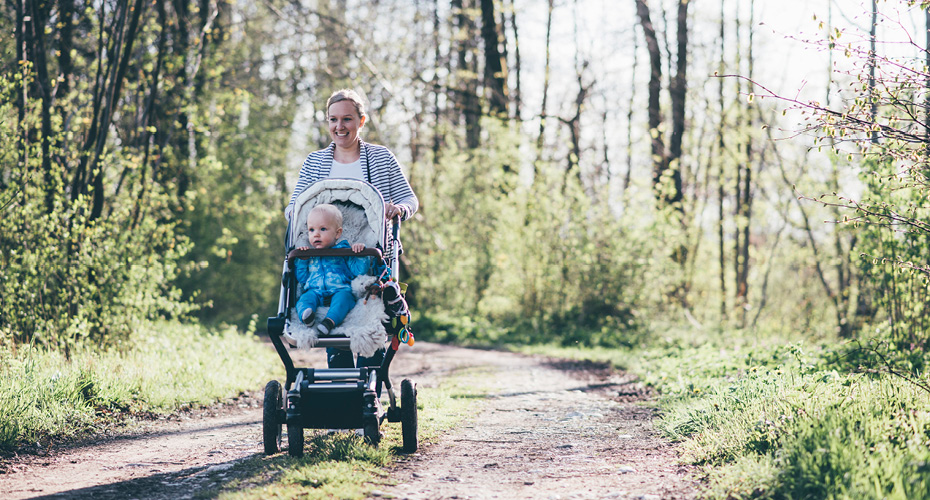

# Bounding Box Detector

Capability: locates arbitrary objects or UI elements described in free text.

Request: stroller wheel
[262,380,283,455]
[401,379,418,453]
[288,423,304,457]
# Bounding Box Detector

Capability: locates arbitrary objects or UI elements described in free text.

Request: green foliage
[801,3,930,349]
[0,321,277,452]
[407,120,662,347]
[174,89,289,327]
[854,157,930,357]
[0,75,196,349]
[632,331,930,499]
[169,19,304,326]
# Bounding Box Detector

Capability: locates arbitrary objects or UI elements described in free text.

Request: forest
[2,0,930,498]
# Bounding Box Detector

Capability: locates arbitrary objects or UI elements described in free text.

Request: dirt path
[0,342,696,500]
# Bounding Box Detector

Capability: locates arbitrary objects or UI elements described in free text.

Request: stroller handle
[287,247,383,264]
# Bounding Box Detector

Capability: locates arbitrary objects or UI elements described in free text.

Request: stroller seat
[282,179,393,355]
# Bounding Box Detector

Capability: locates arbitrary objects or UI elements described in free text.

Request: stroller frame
[262,179,417,457]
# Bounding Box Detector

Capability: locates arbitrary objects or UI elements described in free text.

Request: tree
[634,0,688,209]
[749,0,930,344]
[480,0,508,117]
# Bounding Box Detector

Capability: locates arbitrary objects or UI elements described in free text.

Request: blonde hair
[308,204,343,228]
[326,89,367,119]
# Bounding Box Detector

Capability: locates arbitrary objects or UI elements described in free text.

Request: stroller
[263,179,418,457]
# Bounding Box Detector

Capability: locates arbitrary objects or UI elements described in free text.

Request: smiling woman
[285,89,418,224]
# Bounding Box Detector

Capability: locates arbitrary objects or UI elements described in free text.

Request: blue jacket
[294,240,376,295]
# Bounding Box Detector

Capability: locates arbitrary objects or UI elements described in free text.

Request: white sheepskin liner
[285,275,388,357]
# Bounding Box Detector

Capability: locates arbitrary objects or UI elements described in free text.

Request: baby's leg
[296,290,322,322]
[324,290,357,327]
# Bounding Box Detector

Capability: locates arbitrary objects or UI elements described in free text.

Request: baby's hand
[351,243,365,253]
[296,246,309,251]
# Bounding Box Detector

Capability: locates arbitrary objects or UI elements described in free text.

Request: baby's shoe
[301,309,314,325]
[316,318,336,336]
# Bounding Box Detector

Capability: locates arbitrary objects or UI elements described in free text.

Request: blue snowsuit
[294,240,374,328]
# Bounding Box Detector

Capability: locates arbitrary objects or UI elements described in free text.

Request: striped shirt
[286,141,419,222]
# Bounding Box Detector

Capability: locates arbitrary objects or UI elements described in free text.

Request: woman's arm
[386,157,418,221]
[367,145,418,221]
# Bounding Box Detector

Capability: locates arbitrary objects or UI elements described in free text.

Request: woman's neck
[333,142,361,163]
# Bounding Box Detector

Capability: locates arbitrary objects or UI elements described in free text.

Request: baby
[294,204,371,336]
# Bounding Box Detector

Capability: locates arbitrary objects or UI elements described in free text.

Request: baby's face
[306,211,342,249]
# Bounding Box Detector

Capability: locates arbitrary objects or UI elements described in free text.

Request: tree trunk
[13,0,27,193]
[432,0,443,165]
[173,0,192,201]
[634,0,667,201]
[925,6,929,157]
[25,0,56,212]
[480,0,508,118]
[452,0,481,149]
[737,0,754,326]
[732,0,745,318]
[561,0,586,187]
[717,0,727,320]
[623,26,637,197]
[507,0,522,120]
[869,0,878,144]
[90,0,146,221]
[536,0,553,171]
[666,0,688,209]
[132,0,169,229]
[54,0,75,187]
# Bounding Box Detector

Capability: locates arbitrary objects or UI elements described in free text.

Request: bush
[0,75,196,349]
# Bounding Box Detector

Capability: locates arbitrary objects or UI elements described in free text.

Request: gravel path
[383,345,696,500]
[0,341,696,500]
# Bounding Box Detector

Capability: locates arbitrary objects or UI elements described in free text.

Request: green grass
[0,320,278,452]
[200,364,494,500]
[517,327,930,500]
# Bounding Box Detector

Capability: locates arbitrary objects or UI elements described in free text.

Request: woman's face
[328,100,365,150]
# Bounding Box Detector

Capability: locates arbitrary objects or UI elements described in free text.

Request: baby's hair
[308,203,343,228]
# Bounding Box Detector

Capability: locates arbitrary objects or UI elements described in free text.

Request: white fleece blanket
[286,275,387,357]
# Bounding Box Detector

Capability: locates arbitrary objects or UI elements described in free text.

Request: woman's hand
[351,243,365,253]
[385,203,404,220]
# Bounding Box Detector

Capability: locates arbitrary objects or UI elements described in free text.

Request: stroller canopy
[289,179,386,251]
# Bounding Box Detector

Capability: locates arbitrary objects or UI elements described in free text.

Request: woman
[285,89,418,223]
[286,89,418,370]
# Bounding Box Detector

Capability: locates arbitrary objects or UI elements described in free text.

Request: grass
[198,365,494,500]
[516,326,930,500]
[0,320,278,452]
